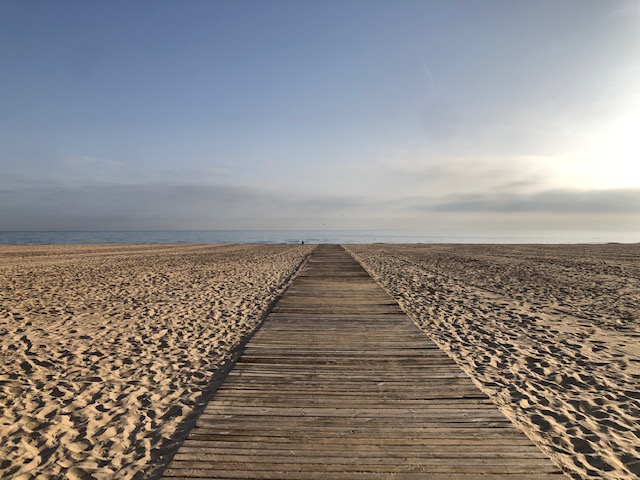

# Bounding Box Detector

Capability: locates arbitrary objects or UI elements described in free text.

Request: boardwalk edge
[150,245,318,479]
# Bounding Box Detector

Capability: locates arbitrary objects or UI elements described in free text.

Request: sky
[1,0,639,233]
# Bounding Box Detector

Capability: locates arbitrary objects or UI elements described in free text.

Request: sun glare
[597,101,640,185]
[551,100,640,190]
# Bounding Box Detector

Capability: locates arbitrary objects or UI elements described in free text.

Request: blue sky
[1,0,639,232]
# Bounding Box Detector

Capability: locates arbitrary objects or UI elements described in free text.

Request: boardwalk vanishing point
[161,244,565,479]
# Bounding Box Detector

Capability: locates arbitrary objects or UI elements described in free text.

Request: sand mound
[0,244,313,478]
[346,244,640,480]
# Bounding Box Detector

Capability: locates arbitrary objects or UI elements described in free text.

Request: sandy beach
[2,243,639,479]
[0,244,314,479]
[346,244,640,480]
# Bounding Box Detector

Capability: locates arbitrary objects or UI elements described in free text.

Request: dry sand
[3,242,639,479]
[0,244,314,479]
[346,244,640,480]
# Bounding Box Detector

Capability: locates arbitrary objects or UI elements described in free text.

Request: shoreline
[1,229,638,246]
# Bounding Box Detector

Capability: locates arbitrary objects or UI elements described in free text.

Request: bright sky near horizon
[1,0,639,233]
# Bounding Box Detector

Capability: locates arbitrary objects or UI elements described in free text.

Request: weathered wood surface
[161,244,565,479]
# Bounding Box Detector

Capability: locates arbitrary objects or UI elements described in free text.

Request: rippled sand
[346,244,640,480]
[0,244,313,479]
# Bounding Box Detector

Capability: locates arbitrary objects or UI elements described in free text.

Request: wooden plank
[163,472,565,480]
[188,428,528,439]
[160,245,564,479]
[184,433,541,446]
[176,441,549,453]
[164,463,562,474]
[175,445,550,458]
[178,440,545,450]
[168,455,557,467]
[168,456,558,468]
[163,464,563,476]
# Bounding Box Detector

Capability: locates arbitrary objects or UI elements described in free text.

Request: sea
[0,230,638,245]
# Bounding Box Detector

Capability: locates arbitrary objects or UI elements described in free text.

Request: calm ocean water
[0,230,637,245]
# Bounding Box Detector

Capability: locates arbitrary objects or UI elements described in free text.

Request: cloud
[1,163,637,232]
[0,181,379,231]
[364,150,550,199]
[433,188,640,213]
[58,155,130,184]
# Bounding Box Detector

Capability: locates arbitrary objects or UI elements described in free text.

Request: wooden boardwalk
[161,245,564,479]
